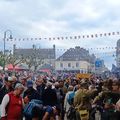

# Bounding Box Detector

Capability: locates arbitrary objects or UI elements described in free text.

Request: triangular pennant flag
[74,36,77,39]
[61,37,64,40]
[78,36,81,39]
[70,36,72,39]
[108,33,111,36]
[117,32,119,35]
[91,35,94,38]
[112,32,115,35]
[95,34,98,37]
[87,35,89,38]
[104,33,107,36]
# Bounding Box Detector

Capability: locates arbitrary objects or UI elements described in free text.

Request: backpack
[67,106,76,120]
[23,99,43,118]
[67,92,75,105]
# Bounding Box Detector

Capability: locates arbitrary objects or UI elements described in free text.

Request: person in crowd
[23,80,41,101]
[64,85,74,117]
[74,82,92,120]
[93,80,120,120]
[58,80,67,119]
[0,77,14,104]
[1,83,24,120]
[35,76,46,100]
[42,82,58,106]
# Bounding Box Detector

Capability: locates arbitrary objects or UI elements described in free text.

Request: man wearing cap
[1,83,24,120]
[0,77,14,104]
[23,80,41,102]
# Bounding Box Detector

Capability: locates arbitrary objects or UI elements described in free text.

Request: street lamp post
[3,30,13,72]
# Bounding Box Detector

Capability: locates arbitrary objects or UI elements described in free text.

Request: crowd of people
[0,71,120,120]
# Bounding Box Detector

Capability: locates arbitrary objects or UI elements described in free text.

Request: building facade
[116,39,120,68]
[55,46,95,73]
[13,44,56,70]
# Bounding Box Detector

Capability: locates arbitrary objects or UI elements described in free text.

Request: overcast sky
[0,0,120,69]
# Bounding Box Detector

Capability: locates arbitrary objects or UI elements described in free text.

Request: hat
[4,77,8,81]
[27,80,33,88]
[8,77,14,82]
[15,83,24,89]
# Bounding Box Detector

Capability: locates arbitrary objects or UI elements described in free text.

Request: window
[68,63,71,67]
[76,62,79,67]
[60,63,63,68]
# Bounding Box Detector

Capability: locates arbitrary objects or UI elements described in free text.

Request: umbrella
[6,64,20,71]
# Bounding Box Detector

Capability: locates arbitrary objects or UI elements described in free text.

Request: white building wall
[55,61,90,71]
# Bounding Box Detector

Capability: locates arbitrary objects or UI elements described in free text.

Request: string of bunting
[4,31,120,41]
[93,52,116,57]
[55,47,119,51]
[55,50,116,57]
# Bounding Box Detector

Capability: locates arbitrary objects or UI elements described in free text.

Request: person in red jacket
[1,83,24,120]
